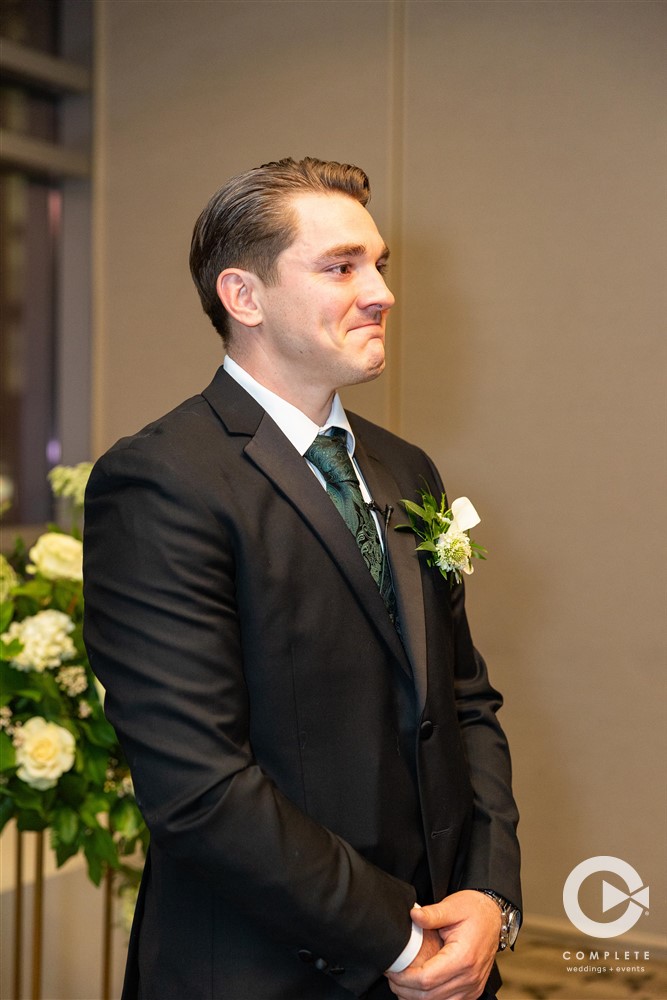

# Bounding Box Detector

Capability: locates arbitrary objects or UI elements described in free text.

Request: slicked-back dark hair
[189,157,371,343]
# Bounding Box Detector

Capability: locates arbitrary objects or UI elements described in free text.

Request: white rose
[14,717,76,790]
[27,532,83,581]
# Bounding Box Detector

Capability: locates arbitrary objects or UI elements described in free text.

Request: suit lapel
[246,418,410,672]
[353,436,429,711]
[202,369,409,671]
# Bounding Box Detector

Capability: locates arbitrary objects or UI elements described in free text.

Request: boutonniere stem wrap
[400,487,487,585]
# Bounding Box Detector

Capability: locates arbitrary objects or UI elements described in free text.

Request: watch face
[507,909,520,946]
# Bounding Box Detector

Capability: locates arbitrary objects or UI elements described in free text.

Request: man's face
[256,192,395,396]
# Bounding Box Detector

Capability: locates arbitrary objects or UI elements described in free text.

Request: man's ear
[216,268,263,328]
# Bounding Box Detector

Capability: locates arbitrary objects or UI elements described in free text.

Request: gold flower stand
[11,829,115,1000]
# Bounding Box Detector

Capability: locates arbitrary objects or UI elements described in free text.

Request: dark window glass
[1,0,61,524]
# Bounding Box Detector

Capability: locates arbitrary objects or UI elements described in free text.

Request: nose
[358,267,395,313]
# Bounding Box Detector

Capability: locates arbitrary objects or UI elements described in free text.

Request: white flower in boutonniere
[399,486,487,585]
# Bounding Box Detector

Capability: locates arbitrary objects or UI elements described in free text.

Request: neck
[227,351,334,425]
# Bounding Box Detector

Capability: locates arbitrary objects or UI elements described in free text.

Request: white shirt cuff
[386,920,423,973]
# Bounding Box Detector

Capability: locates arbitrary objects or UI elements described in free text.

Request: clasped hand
[385,890,501,1000]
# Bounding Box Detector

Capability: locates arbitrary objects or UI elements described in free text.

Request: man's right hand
[406,927,443,968]
[385,891,500,999]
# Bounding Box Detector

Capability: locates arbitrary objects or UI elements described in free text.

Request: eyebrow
[313,243,391,267]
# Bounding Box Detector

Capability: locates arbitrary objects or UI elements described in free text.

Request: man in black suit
[83,157,521,1000]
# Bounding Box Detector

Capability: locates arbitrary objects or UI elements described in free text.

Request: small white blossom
[2,609,76,672]
[27,532,83,581]
[14,717,76,790]
[120,774,134,798]
[435,524,473,576]
[0,706,13,731]
[48,463,93,508]
[56,665,88,697]
[78,700,92,719]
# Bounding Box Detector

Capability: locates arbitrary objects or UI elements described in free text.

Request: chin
[335,343,386,388]
[367,343,386,375]
[358,355,386,384]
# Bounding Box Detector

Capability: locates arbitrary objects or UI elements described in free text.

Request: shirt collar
[223,355,355,457]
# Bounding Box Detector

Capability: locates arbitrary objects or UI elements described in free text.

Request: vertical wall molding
[386,0,406,436]
[91,0,107,459]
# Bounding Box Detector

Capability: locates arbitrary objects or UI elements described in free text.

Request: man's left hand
[385,890,501,1000]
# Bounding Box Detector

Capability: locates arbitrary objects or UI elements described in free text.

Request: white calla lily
[450,496,481,533]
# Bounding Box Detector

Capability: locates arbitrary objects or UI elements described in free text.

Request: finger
[388,941,492,999]
[410,899,455,930]
[387,948,458,991]
[389,975,488,1000]
[388,978,482,1000]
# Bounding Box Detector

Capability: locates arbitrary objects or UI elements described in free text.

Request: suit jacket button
[297,949,314,964]
[314,957,329,972]
[420,719,434,740]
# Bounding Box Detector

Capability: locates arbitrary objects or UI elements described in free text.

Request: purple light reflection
[46,439,62,464]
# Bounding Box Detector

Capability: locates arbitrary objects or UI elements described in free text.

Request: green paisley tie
[305,428,397,624]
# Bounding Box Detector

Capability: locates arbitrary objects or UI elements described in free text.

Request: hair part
[189,157,371,343]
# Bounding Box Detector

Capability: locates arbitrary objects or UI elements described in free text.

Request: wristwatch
[475,889,521,951]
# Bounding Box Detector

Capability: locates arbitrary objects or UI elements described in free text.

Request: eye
[376,260,389,276]
[328,262,352,275]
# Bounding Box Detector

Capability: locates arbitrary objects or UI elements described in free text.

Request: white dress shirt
[223,354,423,972]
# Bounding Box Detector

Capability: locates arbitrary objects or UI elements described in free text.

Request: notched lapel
[353,438,428,710]
[203,368,412,676]
[244,416,408,670]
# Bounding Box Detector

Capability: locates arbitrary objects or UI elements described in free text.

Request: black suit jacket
[83,367,520,999]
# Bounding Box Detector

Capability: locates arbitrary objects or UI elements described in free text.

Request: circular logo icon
[563,856,650,938]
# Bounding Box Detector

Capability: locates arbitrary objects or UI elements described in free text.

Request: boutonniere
[398,485,487,585]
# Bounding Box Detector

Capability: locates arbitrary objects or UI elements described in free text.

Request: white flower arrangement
[1,465,148,894]
[400,486,487,585]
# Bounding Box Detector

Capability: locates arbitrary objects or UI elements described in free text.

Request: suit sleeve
[425,455,522,912]
[83,442,415,995]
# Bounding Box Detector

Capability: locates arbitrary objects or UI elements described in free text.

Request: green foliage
[1,471,148,911]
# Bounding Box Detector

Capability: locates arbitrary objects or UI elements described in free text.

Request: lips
[348,320,385,335]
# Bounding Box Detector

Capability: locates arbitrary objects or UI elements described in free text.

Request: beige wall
[92,0,665,942]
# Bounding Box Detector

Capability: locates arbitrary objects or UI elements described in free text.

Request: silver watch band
[474,889,521,951]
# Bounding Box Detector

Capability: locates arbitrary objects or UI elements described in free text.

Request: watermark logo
[563,856,650,938]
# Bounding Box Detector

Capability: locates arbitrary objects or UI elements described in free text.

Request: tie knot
[305,429,355,484]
